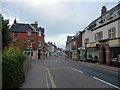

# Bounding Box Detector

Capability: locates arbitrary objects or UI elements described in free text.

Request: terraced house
[81,3,120,65]
[9,19,45,59]
[66,3,120,66]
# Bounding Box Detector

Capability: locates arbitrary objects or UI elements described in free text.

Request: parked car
[53,52,59,57]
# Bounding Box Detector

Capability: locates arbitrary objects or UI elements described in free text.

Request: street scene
[1,0,120,89]
[21,55,120,88]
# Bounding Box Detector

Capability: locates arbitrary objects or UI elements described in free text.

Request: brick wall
[10,32,44,49]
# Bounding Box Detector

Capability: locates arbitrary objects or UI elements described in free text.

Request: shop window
[108,27,116,39]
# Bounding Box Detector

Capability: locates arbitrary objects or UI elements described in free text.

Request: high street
[21,55,120,89]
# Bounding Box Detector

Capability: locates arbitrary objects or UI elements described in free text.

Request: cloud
[1,0,120,2]
[1,1,119,49]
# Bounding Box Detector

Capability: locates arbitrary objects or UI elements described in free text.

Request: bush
[2,47,26,88]
[4,46,22,55]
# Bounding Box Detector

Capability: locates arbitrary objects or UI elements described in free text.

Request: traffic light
[29,42,33,50]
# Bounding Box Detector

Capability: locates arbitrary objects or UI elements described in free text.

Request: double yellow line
[46,67,57,88]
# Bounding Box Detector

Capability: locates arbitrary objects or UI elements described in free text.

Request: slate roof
[86,3,120,30]
[9,23,37,33]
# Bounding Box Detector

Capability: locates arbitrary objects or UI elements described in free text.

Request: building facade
[9,20,45,59]
[82,3,120,65]
[65,36,73,59]
[66,3,120,66]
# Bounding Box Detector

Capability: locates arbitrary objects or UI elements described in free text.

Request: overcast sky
[1,0,119,49]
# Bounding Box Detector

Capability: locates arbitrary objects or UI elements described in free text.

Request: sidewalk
[21,60,50,88]
[65,57,120,73]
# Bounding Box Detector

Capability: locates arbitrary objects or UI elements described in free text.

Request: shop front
[86,42,99,62]
[109,38,120,67]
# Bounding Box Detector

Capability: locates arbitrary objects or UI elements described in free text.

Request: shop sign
[86,42,99,47]
[109,39,120,46]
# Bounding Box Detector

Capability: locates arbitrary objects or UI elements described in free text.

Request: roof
[86,3,120,30]
[9,23,37,33]
[37,27,45,33]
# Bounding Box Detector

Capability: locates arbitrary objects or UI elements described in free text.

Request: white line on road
[93,76,120,89]
[50,67,70,69]
[70,67,84,73]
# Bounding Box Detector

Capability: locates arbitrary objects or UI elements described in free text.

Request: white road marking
[93,76,120,89]
[56,60,58,62]
[50,67,70,69]
[71,67,84,73]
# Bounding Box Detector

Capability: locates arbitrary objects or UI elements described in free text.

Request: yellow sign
[86,42,99,47]
[109,39,120,46]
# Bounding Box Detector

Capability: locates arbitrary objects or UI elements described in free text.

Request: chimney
[14,18,17,24]
[31,21,38,28]
[101,6,107,16]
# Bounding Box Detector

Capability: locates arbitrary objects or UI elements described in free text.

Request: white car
[53,52,59,57]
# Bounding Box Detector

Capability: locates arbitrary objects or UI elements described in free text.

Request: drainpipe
[85,43,87,61]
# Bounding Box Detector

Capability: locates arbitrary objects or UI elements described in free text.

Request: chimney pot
[101,6,107,16]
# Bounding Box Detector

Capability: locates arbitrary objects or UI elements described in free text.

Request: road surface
[33,55,120,89]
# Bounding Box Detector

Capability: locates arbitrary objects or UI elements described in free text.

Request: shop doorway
[102,47,106,64]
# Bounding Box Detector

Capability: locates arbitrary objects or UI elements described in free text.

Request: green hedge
[2,54,25,88]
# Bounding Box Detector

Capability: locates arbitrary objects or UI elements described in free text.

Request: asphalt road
[39,55,120,89]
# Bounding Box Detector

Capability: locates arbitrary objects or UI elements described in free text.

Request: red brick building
[76,31,82,61]
[9,19,45,59]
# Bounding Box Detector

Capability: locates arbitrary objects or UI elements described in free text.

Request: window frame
[95,31,103,41]
[39,31,41,36]
[13,33,18,42]
[28,30,31,36]
[108,27,116,39]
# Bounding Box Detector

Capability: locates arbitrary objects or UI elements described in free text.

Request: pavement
[65,57,120,73]
[21,60,50,88]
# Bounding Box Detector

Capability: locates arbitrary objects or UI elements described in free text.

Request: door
[38,49,41,59]
[102,47,106,64]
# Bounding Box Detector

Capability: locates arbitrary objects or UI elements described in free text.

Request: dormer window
[28,31,31,36]
[39,31,41,36]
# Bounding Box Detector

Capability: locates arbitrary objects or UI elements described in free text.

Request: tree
[1,14,10,50]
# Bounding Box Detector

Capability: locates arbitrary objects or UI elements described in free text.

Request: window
[84,38,89,45]
[39,31,41,36]
[95,31,103,41]
[108,27,116,39]
[31,52,33,56]
[13,33,18,42]
[38,41,41,47]
[25,52,28,55]
[28,52,30,55]
[28,31,31,36]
